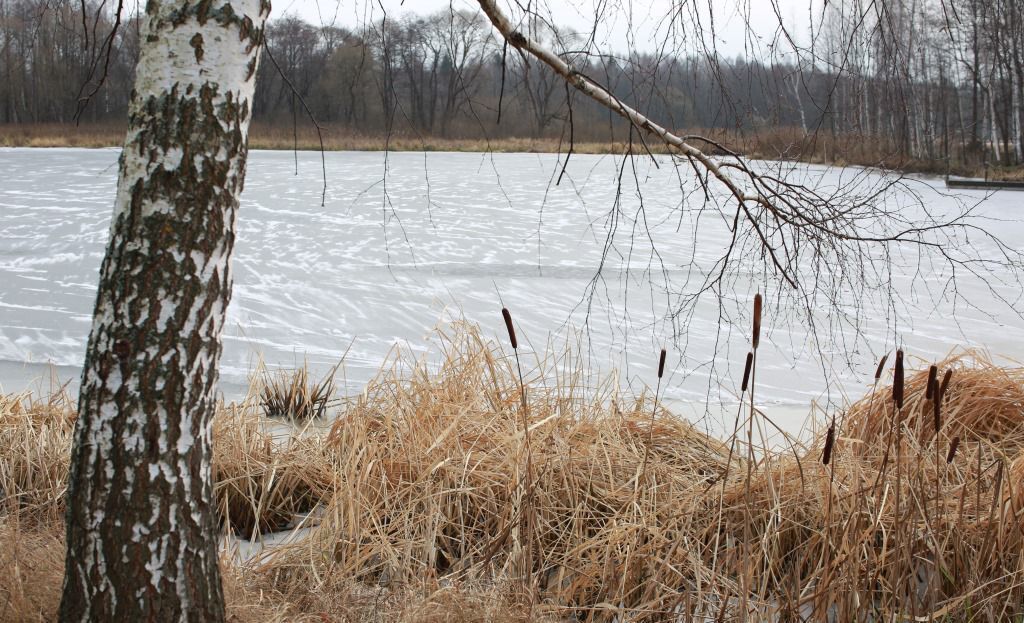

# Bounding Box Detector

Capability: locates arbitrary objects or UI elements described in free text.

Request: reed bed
[2,324,1024,621]
[0,390,76,523]
[847,351,1024,449]
[212,401,333,537]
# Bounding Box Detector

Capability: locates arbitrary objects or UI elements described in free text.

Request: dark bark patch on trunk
[190,33,205,63]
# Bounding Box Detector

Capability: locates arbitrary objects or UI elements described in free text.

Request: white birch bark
[60,1,269,621]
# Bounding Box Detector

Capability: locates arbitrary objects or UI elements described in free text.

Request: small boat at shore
[945,177,1024,190]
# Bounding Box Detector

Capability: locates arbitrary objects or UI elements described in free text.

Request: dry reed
[259,362,337,421]
[2,326,1024,621]
[0,391,76,523]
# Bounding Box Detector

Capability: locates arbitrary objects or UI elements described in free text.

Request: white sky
[273,0,821,59]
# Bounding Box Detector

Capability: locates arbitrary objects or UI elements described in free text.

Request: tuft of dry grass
[259,362,337,421]
[847,350,1024,448]
[262,326,733,618]
[2,325,1024,621]
[0,391,75,523]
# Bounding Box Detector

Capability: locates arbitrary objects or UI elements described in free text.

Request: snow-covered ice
[1,147,1021,434]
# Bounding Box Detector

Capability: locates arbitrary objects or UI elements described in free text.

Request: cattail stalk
[864,352,888,459]
[641,348,668,486]
[893,350,905,410]
[823,415,839,542]
[712,349,753,584]
[947,436,961,464]
[752,293,763,350]
[502,307,518,350]
[935,369,954,438]
[940,368,953,399]
[741,352,753,392]
[822,422,836,465]
[927,365,941,608]
[874,353,889,380]
[892,349,905,531]
[743,293,763,609]
[500,307,532,585]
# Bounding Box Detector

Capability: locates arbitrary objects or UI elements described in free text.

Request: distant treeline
[1,0,1022,168]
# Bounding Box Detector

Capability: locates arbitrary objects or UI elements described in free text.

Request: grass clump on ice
[258,361,338,422]
[2,324,1024,621]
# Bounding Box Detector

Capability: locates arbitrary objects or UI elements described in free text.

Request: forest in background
[1,0,1023,175]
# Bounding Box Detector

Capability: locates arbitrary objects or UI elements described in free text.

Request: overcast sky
[273,0,822,59]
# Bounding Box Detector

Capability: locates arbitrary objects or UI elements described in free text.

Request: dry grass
[0,123,128,148]
[847,352,1024,448]
[0,391,76,523]
[259,362,338,421]
[2,324,1024,620]
[212,403,332,537]
[0,516,64,622]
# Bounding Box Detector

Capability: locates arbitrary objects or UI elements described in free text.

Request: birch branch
[475,0,761,206]
[476,0,799,285]
[474,0,1024,301]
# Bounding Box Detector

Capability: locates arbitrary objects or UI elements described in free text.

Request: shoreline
[3,123,1023,181]
[0,358,816,440]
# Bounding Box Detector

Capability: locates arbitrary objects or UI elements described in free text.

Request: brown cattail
[940,368,953,400]
[893,349,905,409]
[657,348,667,378]
[822,421,836,465]
[926,365,938,400]
[874,353,889,381]
[501,308,517,349]
[752,293,763,349]
[946,436,961,464]
[932,377,942,432]
[741,352,753,392]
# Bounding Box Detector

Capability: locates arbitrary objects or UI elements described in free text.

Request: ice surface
[1,147,1021,434]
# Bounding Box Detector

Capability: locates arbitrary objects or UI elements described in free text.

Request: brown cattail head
[874,353,889,381]
[946,436,961,464]
[501,308,517,349]
[926,365,938,400]
[940,368,953,400]
[741,352,754,392]
[657,348,667,379]
[822,421,836,465]
[752,293,763,349]
[932,377,942,432]
[893,349,905,409]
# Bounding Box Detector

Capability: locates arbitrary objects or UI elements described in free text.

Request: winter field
[0,147,1022,434]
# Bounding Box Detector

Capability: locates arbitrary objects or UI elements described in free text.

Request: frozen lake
[1,147,1021,433]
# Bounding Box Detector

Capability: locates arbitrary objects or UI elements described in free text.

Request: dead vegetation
[2,323,1024,621]
[258,362,337,421]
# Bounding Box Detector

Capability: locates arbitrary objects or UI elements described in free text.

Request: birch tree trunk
[60,1,269,621]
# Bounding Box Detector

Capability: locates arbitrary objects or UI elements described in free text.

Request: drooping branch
[473,0,822,288]
[476,0,753,204]
[474,0,1024,304]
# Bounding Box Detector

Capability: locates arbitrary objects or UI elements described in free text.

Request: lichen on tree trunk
[60,1,270,621]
